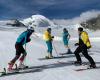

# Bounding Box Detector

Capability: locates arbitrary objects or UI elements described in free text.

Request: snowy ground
[0,27,100,80]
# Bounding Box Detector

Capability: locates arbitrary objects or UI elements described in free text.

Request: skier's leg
[82,46,96,68]
[18,45,27,66]
[19,51,27,64]
[74,47,82,64]
[65,45,72,54]
[64,40,69,52]
[64,39,72,54]
[46,41,53,58]
[48,41,53,58]
[8,55,20,70]
[8,44,21,70]
[8,51,21,71]
[10,55,20,64]
[18,52,27,68]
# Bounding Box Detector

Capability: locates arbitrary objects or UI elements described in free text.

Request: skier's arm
[33,33,39,38]
[52,36,54,38]
[75,43,79,46]
[25,32,31,43]
[68,33,70,40]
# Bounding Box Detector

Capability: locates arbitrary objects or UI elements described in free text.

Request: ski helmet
[78,27,83,32]
[47,28,51,32]
[63,28,68,32]
[27,26,34,32]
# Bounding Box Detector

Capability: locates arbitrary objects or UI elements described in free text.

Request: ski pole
[52,42,59,57]
[23,36,27,65]
[52,42,63,63]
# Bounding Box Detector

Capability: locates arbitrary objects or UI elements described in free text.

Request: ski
[0,67,19,77]
[74,67,99,71]
[57,61,90,67]
[0,68,7,75]
[0,68,40,77]
[57,61,69,64]
[12,64,29,71]
[13,65,45,71]
[59,52,73,56]
[75,68,90,71]
[0,65,46,77]
[38,56,67,60]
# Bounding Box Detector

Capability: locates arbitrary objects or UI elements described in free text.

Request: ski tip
[1,72,6,76]
[25,66,29,68]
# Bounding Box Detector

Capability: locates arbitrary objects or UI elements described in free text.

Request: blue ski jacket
[63,31,69,42]
[16,30,33,45]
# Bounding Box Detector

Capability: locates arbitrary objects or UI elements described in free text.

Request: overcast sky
[0,0,100,20]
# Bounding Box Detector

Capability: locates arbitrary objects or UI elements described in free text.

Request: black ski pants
[74,45,95,65]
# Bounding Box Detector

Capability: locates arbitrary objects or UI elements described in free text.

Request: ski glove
[75,43,79,46]
[52,36,54,38]
[26,38,31,43]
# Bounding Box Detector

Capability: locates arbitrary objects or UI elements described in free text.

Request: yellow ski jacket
[43,31,52,41]
[80,31,91,48]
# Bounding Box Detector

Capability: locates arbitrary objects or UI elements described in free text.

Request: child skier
[43,28,54,59]
[8,27,34,71]
[74,27,96,68]
[62,28,72,54]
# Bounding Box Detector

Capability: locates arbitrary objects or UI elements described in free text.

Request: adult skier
[8,27,34,71]
[62,28,72,54]
[43,28,54,59]
[74,27,96,68]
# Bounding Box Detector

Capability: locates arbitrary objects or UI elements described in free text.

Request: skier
[74,27,96,68]
[43,28,54,59]
[8,27,34,71]
[62,28,72,54]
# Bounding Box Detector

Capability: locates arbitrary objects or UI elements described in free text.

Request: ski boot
[45,54,53,59]
[74,61,82,65]
[17,56,28,69]
[66,49,73,54]
[88,64,96,69]
[18,64,28,69]
[18,61,28,69]
[7,62,15,73]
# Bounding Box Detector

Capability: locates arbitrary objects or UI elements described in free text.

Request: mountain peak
[21,14,55,27]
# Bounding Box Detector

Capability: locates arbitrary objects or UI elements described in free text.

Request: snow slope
[0,25,100,80]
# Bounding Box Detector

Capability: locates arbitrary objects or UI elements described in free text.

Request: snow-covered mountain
[21,14,55,27]
[1,14,100,32]
[0,14,84,32]
[0,19,25,30]
[81,15,100,30]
